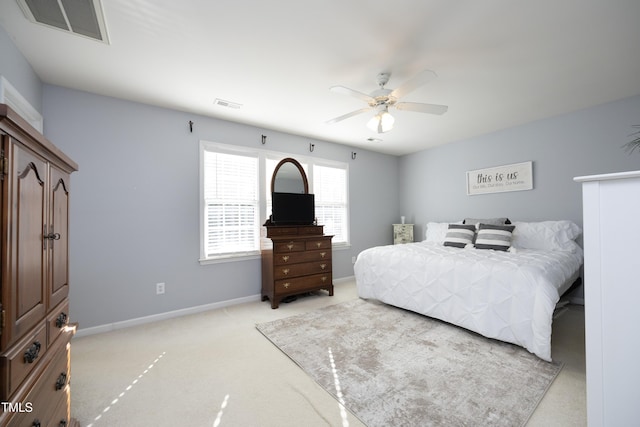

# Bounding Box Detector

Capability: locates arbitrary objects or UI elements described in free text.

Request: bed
[354,219,583,361]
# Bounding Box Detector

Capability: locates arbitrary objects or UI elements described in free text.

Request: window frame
[199,141,262,264]
[199,141,350,265]
[308,158,350,248]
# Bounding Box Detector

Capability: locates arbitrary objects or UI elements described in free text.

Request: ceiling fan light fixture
[328,70,446,133]
[367,107,394,133]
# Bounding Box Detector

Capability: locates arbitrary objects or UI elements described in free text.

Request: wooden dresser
[261,224,333,308]
[0,105,79,426]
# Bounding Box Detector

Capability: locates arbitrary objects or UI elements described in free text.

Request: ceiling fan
[326,70,448,133]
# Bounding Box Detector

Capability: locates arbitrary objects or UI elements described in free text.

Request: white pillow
[511,220,582,252]
[425,221,465,243]
[425,222,450,243]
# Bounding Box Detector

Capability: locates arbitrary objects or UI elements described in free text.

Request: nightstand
[393,224,414,244]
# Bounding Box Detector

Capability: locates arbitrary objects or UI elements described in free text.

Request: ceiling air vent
[18,0,109,43]
[214,98,242,109]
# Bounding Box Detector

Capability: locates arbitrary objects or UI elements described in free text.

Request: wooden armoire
[0,104,79,426]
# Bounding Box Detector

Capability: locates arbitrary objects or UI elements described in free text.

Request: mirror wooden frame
[271,157,309,194]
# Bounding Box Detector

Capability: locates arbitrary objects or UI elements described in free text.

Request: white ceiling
[1,0,639,156]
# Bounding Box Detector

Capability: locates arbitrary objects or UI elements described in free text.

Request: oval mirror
[271,158,308,194]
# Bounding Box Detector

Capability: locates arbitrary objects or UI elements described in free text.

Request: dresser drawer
[265,225,324,237]
[305,238,332,250]
[48,397,71,427]
[275,273,332,293]
[47,300,70,346]
[274,260,332,279]
[273,249,332,265]
[1,323,48,400]
[5,339,70,427]
[273,240,306,252]
[297,226,324,235]
[266,226,300,237]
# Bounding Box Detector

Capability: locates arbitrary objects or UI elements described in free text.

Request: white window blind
[202,149,259,258]
[313,164,348,244]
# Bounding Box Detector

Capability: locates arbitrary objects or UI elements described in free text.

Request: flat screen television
[271,192,315,225]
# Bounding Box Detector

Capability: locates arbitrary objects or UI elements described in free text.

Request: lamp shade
[367,108,395,133]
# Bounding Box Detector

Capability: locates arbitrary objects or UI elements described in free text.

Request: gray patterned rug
[256,298,562,427]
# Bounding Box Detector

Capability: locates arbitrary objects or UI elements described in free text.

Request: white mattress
[354,241,583,361]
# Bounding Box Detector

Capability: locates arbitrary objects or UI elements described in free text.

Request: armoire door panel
[49,167,70,308]
[12,143,48,340]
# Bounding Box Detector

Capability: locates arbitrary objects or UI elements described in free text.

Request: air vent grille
[18,0,109,43]
[214,98,242,109]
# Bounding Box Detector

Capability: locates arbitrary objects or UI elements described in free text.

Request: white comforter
[354,241,583,361]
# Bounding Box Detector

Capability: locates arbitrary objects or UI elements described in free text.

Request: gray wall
[0,25,42,113]
[399,95,640,240]
[41,85,400,329]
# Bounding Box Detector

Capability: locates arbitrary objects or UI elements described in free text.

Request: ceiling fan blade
[395,102,448,115]
[330,86,375,104]
[326,107,373,124]
[390,70,437,99]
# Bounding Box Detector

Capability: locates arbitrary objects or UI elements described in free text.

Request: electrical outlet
[156,282,165,295]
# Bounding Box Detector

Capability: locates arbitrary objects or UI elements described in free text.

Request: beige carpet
[69,281,585,426]
[257,298,562,427]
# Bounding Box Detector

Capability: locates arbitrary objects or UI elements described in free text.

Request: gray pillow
[443,224,476,248]
[463,217,511,226]
[474,223,516,251]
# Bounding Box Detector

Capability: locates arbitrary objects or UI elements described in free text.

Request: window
[313,163,348,245]
[200,141,350,263]
[200,143,259,261]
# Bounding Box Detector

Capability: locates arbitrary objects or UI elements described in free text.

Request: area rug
[256,298,562,427]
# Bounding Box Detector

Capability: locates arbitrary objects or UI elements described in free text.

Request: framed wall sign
[466,161,533,195]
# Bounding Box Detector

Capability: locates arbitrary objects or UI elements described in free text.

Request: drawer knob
[55,312,68,328]
[282,255,289,262]
[320,263,327,270]
[282,268,290,275]
[32,420,41,427]
[316,242,322,248]
[24,341,41,364]
[55,372,68,390]
[283,282,290,289]
[320,252,326,258]
[287,242,294,250]
[321,276,327,282]
[59,421,68,427]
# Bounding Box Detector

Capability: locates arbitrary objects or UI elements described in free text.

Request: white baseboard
[74,293,262,338]
[74,277,357,338]
[334,275,354,284]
